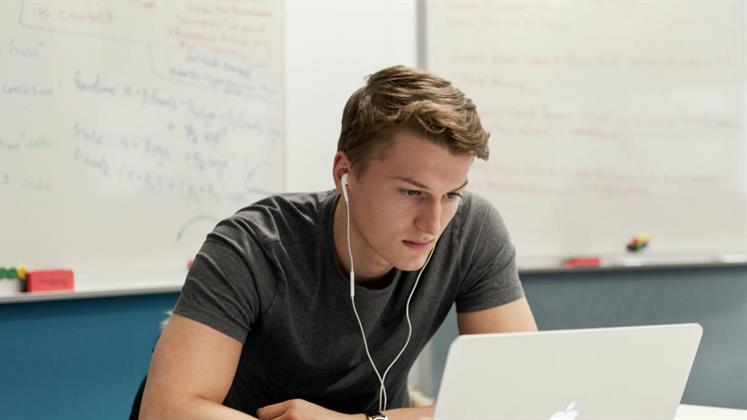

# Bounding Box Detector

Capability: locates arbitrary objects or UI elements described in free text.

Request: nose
[416,197,441,237]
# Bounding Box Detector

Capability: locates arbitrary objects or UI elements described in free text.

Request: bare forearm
[382,404,435,420]
[141,396,258,420]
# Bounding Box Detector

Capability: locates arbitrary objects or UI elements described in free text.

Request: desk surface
[677,404,747,419]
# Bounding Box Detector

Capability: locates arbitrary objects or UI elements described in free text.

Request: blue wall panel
[0,293,178,420]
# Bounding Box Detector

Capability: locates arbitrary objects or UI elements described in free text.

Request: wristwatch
[366,411,388,420]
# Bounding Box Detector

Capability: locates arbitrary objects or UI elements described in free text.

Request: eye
[402,189,421,198]
[445,192,463,201]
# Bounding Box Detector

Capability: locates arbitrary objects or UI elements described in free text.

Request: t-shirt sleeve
[455,195,525,313]
[172,216,274,343]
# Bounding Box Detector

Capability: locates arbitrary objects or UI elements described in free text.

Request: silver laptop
[434,324,702,420]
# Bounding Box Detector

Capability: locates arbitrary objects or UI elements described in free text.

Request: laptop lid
[434,323,702,420]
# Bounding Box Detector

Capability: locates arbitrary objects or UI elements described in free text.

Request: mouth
[403,239,433,250]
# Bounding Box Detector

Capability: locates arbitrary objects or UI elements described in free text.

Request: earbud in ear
[341,173,350,203]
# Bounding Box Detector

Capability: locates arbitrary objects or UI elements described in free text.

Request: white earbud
[341,172,350,203]
[341,172,354,297]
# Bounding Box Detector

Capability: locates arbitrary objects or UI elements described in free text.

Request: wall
[285,0,418,192]
[0,293,179,419]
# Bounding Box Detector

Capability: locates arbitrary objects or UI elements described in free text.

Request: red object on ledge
[562,257,602,268]
[26,269,75,292]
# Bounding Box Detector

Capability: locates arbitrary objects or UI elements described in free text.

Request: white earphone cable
[377,245,434,409]
[343,183,436,412]
[346,194,387,409]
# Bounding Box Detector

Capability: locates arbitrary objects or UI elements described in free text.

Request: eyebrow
[393,176,469,192]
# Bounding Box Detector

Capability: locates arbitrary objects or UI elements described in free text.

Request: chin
[393,257,430,272]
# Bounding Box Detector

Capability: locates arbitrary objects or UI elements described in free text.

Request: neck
[332,196,393,284]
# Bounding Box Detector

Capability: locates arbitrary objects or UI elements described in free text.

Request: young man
[139,65,537,420]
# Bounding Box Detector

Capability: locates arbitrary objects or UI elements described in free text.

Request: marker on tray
[627,234,651,252]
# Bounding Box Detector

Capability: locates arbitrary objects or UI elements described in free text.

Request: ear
[332,151,352,194]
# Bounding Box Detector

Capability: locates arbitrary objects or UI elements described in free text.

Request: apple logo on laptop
[549,401,578,420]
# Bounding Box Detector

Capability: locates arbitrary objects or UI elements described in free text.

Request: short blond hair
[337,65,490,173]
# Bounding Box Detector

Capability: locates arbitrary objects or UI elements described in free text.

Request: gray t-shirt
[173,190,524,415]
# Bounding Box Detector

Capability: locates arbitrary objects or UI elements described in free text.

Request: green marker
[8,268,18,279]
[0,267,8,279]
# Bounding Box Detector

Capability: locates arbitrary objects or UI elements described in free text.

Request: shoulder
[454,191,508,235]
[444,191,513,271]
[226,190,337,246]
[458,191,494,217]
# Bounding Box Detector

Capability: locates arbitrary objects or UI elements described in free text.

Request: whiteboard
[425,1,746,265]
[0,1,284,273]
